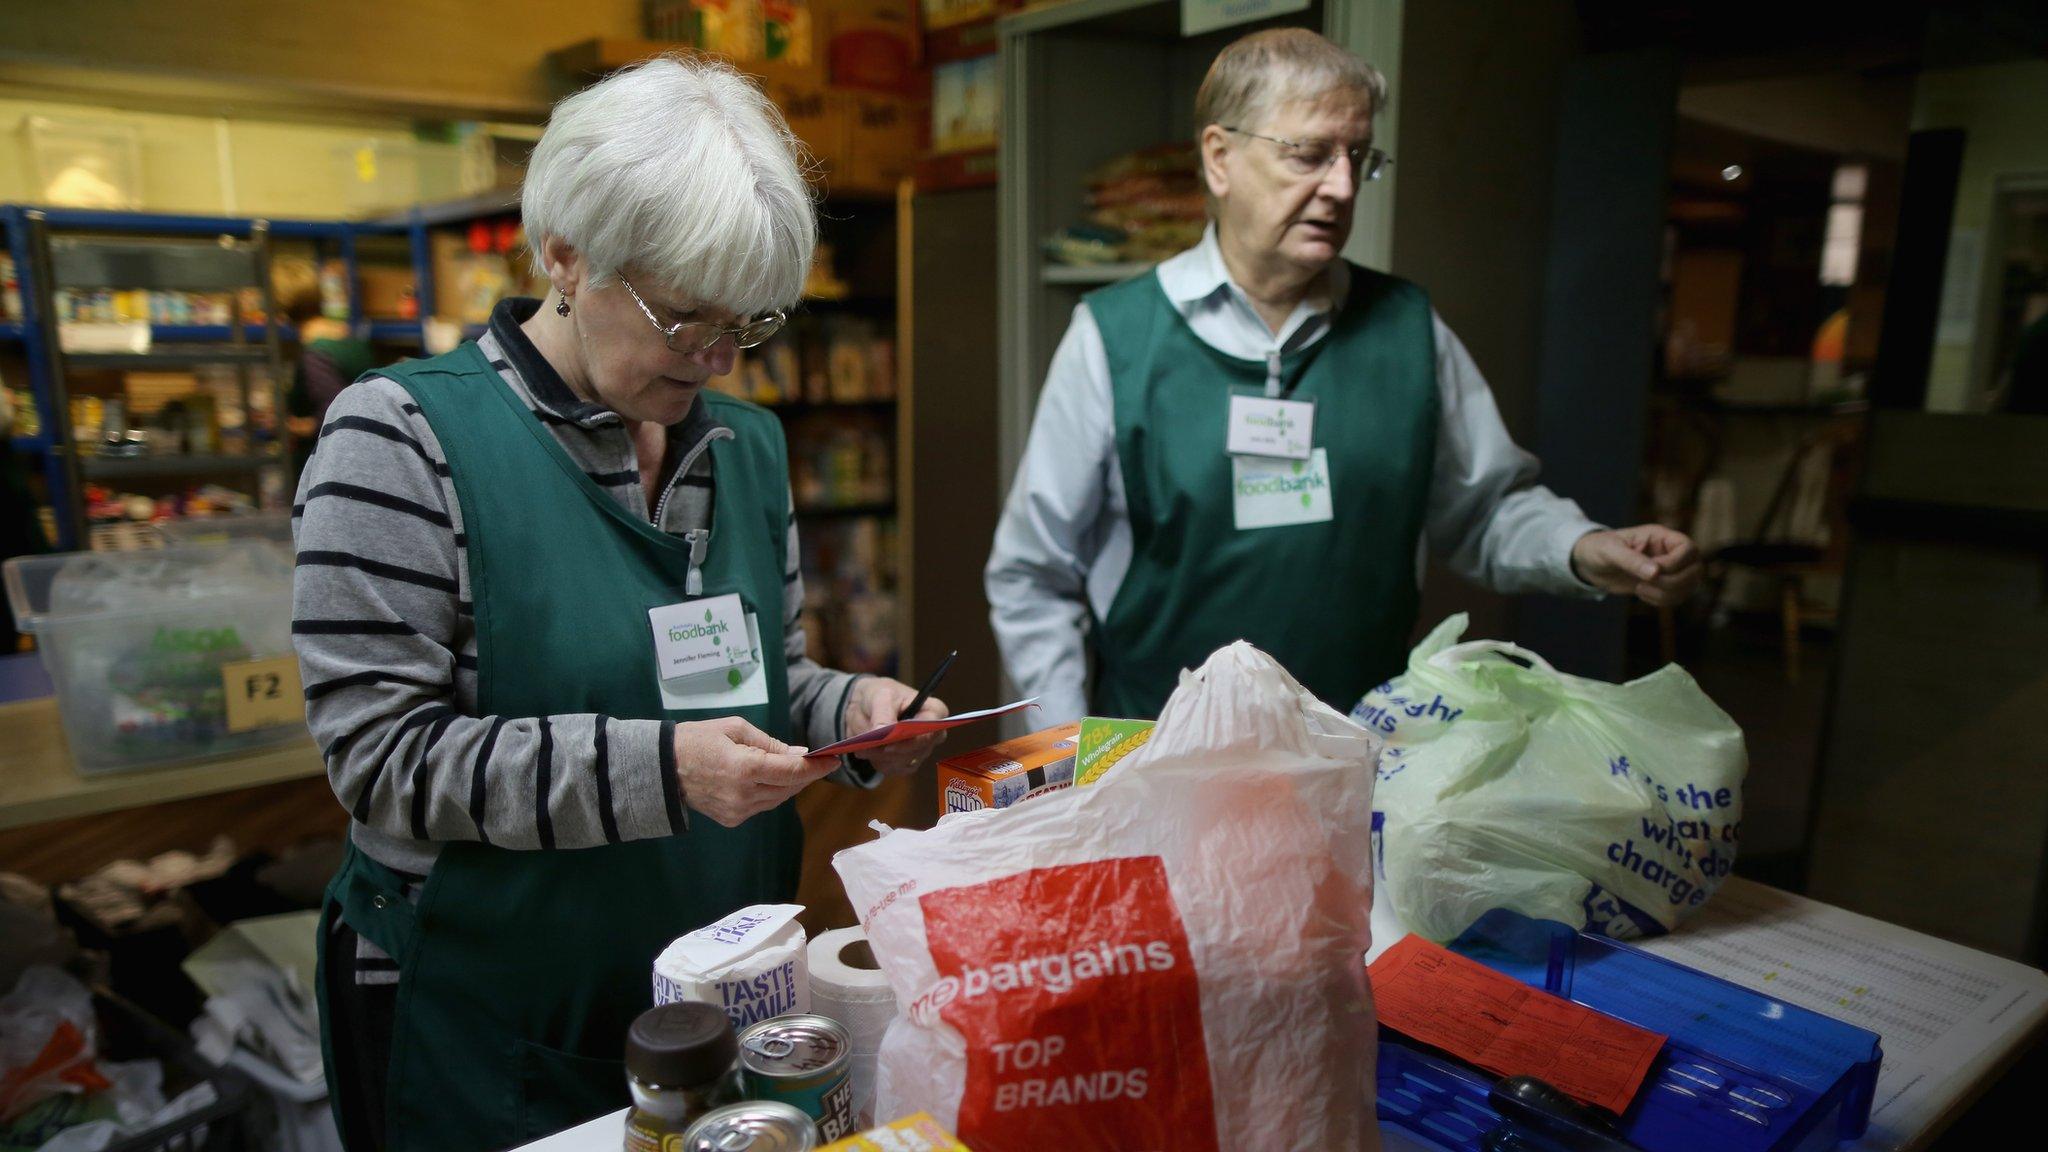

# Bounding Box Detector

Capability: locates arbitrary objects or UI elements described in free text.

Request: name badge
[1233,448,1336,530]
[1226,394,1315,460]
[660,612,771,709]
[650,593,752,685]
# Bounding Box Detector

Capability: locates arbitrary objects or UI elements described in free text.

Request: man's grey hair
[1195,27,1388,137]
[522,54,816,316]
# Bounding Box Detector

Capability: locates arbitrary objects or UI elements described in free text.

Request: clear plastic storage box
[155,511,295,549]
[3,543,303,774]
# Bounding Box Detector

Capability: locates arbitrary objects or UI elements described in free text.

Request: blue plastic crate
[1375,909,1883,1152]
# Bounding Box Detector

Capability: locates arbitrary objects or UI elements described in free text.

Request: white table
[515,880,2048,1152]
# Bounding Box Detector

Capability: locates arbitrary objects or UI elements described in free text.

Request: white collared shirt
[984,226,1603,724]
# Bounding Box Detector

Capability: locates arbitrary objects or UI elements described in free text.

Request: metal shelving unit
[1,207,364,553]
[1039,260,1155,285]
[0,207,323,549]
[78,453,284,481]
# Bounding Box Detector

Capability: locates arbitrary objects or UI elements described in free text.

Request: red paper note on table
[805,699,1039,759]
[1368,935,1666,1116]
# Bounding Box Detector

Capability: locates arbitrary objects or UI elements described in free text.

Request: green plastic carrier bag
[1351,615,1747,942]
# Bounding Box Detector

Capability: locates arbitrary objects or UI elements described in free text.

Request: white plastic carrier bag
[835,642,1383,1152]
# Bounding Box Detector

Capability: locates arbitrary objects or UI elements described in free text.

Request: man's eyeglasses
[1223,127,1393,184]
[617,274,787,353]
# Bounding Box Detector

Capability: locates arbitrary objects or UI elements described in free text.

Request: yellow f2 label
[221,655,305,733]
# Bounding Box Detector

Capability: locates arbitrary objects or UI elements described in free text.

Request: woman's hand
[673,716,836,827]
[842,677,950,779]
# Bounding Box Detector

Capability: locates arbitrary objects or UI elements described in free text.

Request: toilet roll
[653,903,810,1032]
[809,926,895,1126]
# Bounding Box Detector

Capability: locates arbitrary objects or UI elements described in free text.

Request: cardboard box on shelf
[924,15,999,64]
[920,0,999,31]
[356,265,417,319]
[643,0,820,77]
[931,54,997,153]
[762,75,848,168]
[913,147,998,192]
[837,92,926,191]
[937,722,1078,816]
[822,0,921,95]
[429,232,514,325]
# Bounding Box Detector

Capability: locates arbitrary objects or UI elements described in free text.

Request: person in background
[1998,308,2048,415]
[271,258,378,473]
[986,28,1702,725]
[293,57,947,1152]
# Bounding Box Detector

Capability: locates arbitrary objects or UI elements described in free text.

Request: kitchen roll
[653,903,809,1032]
[809,925,895,1126]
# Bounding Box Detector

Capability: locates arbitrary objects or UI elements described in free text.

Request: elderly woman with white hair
[293,57,946,1152]
[987,27,1703,725]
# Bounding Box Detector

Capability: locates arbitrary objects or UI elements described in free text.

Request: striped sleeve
[292,377,684,849]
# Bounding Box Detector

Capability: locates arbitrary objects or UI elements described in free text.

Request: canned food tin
[737,1014,854,1141]
[679,1101,817,1152]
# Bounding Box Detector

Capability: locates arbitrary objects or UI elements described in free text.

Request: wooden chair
[1698,419,1863,680]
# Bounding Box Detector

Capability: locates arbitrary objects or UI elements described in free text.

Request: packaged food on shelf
[825,0,920,96]
[156,509,291,548]
[840,91,926,190]
[79,483,267,552]
[807,242,853,301]
[645,0,815,71]
[932,55,999,154]
[52,286,264,327]
[920,0,1000,32]
[1044,142,1206,265]
[1,252,20,320]
[792,427,892,510]
[5,388,40,438]
[356,265,418,319]
[798,516,898,675]
[429,231,516,324]
[813,317,896,405]
[318,258,352,320]
[718,342,803,406]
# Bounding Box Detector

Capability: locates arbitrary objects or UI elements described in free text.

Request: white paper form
[1635,878,2048,1151]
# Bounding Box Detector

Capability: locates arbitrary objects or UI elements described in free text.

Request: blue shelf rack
[2,199,520,549]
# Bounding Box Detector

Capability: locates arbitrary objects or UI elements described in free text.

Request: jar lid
[626,1002,737,1088]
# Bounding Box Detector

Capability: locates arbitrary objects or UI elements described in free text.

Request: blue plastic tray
[1375,910,1883,1152]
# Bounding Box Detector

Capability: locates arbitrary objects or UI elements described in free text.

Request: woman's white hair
[522,54,816,316]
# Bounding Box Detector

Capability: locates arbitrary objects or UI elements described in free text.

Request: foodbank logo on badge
[665,609,733,645]
[1245,410,1295,436]
[1237,458,1326,507]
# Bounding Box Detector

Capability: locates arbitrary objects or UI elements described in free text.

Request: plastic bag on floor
[1353,614,1747,942]
[836,642,1382,1152]
[0,966,218,1152]
[1,967,107,1125]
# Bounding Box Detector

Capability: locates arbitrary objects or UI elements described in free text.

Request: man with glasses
[986,27,1700,725]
